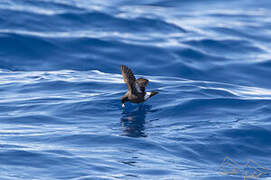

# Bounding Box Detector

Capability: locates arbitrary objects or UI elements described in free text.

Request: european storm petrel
[120,65,158,107]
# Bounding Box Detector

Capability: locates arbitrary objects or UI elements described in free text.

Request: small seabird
[120,65,158,107]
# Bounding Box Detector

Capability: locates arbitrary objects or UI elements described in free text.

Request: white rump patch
[144,92,151,100]
[135,83,142,93]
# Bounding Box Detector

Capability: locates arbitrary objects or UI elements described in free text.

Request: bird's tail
[150,91,158,97]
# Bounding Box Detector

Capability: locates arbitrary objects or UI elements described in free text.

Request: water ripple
[1,0,271,179]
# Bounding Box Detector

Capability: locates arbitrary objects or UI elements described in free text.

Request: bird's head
[121,96,128,107]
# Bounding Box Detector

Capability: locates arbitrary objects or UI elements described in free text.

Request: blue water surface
[0,0,271,179]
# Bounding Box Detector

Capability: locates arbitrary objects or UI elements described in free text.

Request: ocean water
[1,0,271,179]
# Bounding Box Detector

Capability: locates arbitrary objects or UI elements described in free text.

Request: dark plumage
[120,65,158,107]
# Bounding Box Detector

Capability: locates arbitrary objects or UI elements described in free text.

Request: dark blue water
[1,0,271,179]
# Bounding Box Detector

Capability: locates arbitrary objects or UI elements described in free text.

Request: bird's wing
[121,65,136,92]
[135,78,149,93]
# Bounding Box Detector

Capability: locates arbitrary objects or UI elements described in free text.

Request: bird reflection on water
[121,104,153,138]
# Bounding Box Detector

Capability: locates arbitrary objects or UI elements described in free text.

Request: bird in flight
[120,65,158,107]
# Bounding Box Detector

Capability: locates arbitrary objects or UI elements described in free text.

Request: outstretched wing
[135,78,149,93]
[120,65,136,92]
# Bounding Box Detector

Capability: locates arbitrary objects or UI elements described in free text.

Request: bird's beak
[122,104,125,108]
